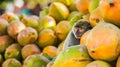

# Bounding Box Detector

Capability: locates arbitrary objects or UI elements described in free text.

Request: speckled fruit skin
[7,20,26,39]
[52,45,92,67]
[87,22,120,62]
[21,44,41,59]
[17,27,38,46]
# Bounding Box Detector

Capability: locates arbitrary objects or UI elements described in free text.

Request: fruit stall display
[0,0,120,67]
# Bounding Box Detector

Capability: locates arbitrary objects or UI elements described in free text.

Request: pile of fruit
[0,0,120,67]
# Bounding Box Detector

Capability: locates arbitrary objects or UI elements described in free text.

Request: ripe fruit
[58,0,74,6]
[43,46,57,58]
[116,56,120,67]
[0,54,3,67]
[4,43,22,60]
[68,11,83,30]
[87,22,120,62]
[57,41,65,54]
[17,27,38,46]
[0,18,9,36]
[76,0,89,14]
[67,11,83,21]
[21,15,39,29]
[47,62,54,67]
[38,29,57,48]
[89,8,103,27]
[99,0,120,27]
[23,54,50,67]
[88,0,100,13]
[49,2,69,22]
[55,21,70,41]
[80,30,90,46]
[0,35,13,53]
[0,12,19,23]
[38,15,56,32]
[21,44,41,59]
[52,45,92,67]
[7,20,26,39]
[2,58,22,67]
[86,60,111,67]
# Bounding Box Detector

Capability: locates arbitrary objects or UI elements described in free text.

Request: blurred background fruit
[0,35,13,53]
[76,0,89,14]
[23,54,50,67]
[88,0,100,13]
[117,56,120,67]
[21,15,39,29]
[0,12,19,23]
[37,29,57,48]
[43,46,57,58]
[49,2,69,22]
[21,44,41,59]
[38,15,56,32]
[55,21,70,41]
[4,43,21,60]
[17,27,38,46]
[2,58,22,67]
[0,18,9,36]
[7,20,26,39]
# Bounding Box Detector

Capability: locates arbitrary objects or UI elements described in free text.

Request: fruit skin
[116,56,120,67]
[0,12,19,23]
[7,20,26,39]
[86,60,111,67]
[87,22,120,62]
[89,8,103,27]
[88,0,100,13]
[23,54,50,67]
[38,15,56,32]
[55,21,70,41]
[0,18,9,36]
[99,0,120,27]
[76,0,89,14]
[43,46,57,58]
[0,35,13,53]
[80,30,90,46]
[47,62,54,67]
[68,11,83,30]
[21,44,41,59]
[4,43,22,60]
[2,58,22,67]
[39,7,49,19]
[21,15,39,29]
[0,54,3,67]
[49,2,69,22]
[52,45,92,67]
[67,11,83,21]
[58,0,74,6]
[37,29,57,48]
[57,41,65,54]
[17,27,38,46]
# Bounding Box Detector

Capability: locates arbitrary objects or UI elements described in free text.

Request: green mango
[52,45,92,67]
